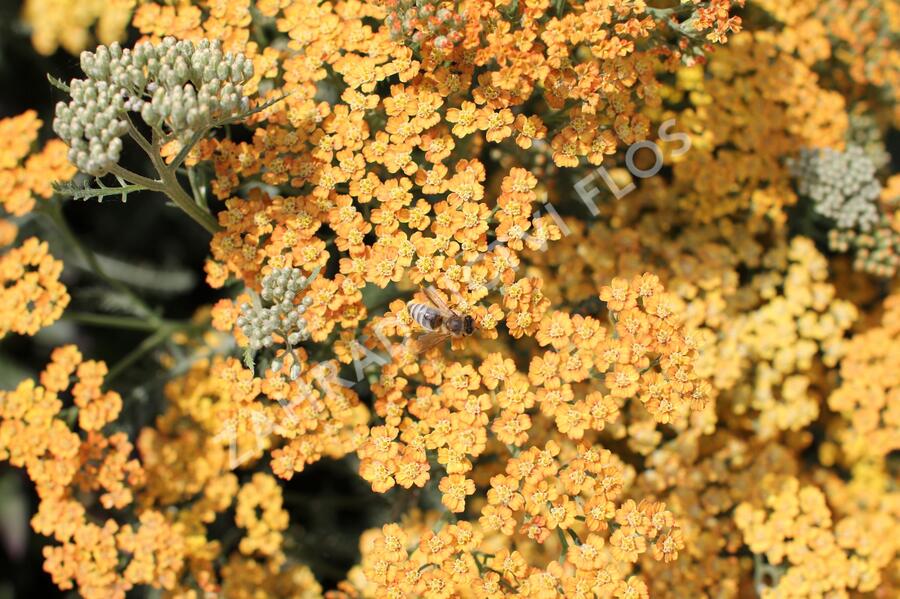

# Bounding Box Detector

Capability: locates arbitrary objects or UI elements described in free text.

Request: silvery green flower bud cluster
[788,146,882,232]
[53,37,254,176]
[384,0,466,52]
[237,268,314,379]
[828,218,900,278]
[847,113,891,171]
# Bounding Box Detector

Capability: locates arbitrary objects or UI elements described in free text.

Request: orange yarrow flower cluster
[353,460,683,598]
[0,346,184,599]
[0,237,70,337]
[0,110,75,218]
[828,293,900,461]
[735,477,899,598]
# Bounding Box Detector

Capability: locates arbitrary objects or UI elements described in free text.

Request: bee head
[463,315,475,335]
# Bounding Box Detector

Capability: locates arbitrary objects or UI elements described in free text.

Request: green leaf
[225,93,291,125]
[0,474,28,560]
[246,287,263,311]
[555,0,566,17]
[78,287,155,319]
[243,346,257,371]
[0,355,32,390]
[53,179,147,203]
[305,264,323,288]
[92,254,196,295]
[47,73,70,93]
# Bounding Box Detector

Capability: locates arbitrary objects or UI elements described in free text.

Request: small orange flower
[0,237,70,337]
[438,474,475,513]
[445,101,480,137]
[599,277,636,312]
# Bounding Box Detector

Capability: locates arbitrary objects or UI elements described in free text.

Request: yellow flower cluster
[1,0,898,597]
[0,346,179,598]
[350,487,681,598]
[137,353,325,597]
[0,344,332,598]
[666,33,847,222]
[235,472,290,557]
[0,111,75,337]
[0,111,75,223]
[735,476,899,598]
[0,237,70,336]
[199,0,741,297]
[354,274,706,501]
[828,292,900,461]
[22,0,134,55]
[729,238,857,438]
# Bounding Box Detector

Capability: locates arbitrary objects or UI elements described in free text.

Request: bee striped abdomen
[408,303,443,331]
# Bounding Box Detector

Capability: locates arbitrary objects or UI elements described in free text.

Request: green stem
[107,163,165,191]
[125,117,155,157]
[150,130,220,234]
[59,406,78,427]
[646,6,688,19]
[160,165,219,234]
[105,323,182,384]
[169,128,207,171]
[60,183,150,202]
[556,527,570,562]
[40,201,159,324]
[186,166,208,211]
[64,312,163,331]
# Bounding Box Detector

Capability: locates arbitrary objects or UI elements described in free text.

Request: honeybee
[407,286,475,354]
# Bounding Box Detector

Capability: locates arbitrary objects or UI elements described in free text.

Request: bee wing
[413,330,451,355]
[422,285,454,316]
